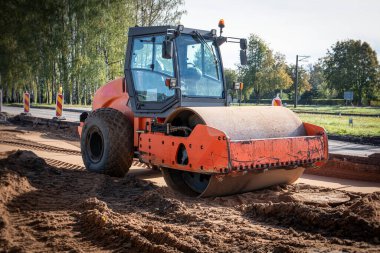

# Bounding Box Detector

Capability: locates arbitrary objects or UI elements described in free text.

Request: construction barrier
[272,95,282,106]
[23,92,30,113]
[56,93,63,118]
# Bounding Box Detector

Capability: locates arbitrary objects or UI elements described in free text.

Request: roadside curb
[16,114,80,127]
[329,134,380,146]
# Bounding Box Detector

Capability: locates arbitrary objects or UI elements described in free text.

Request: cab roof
[128,25,216,37]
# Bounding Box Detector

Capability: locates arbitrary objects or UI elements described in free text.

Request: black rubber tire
[80,108,133,177]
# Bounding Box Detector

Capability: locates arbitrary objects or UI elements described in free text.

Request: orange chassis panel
[138,122,328,174]
[139,125,229,174]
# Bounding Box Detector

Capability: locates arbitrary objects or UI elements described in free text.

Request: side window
[187,42,219,80]
[131,36,175,102]
[155,38,174,75]
[131,38,153,70]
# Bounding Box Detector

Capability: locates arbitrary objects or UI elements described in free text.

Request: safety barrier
[272,96,282,106]
[56,93,63,117]
[54,87,65,120]
[23,92,31,114]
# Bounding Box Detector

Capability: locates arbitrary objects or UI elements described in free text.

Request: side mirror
[162,40,173,59]
[240,50,247,65]
[240,39,247,50]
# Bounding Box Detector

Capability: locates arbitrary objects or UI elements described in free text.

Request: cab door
[125,35,178,116]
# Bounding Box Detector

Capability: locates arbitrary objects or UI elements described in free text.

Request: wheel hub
[86,127,104,163]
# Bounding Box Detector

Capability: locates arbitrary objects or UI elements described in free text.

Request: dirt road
[0,120,379,252]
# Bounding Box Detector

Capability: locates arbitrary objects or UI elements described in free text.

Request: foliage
[269,53,293,92]
[224,68,238,89]
[2,2,379,108]
[285,64,311,101]
[235,37,379,106]
[238,34,292,103]
[323,39,380,105]
[133,0,186,26]
[307,62,331,98]
[224,68,238,100]
[0,0,185,105]
[293,105,380,115]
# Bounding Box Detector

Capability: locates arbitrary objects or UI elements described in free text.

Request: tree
[323,40,380,105]
[307,61,339,99]
[224,68,238,100]
[308,62,323,98]
[238,34,269,101]
[268,53,293,95]
[0,0,186,105]
[238,34,292,102]
[286,64,311,101]
[133,0,186,26]
[224,68,238,89]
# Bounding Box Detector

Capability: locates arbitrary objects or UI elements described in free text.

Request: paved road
[2,105,380,156]
[1,105,89,122]
[329,140,380,157]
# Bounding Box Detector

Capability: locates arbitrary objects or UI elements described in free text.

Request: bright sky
[181,0,380,69]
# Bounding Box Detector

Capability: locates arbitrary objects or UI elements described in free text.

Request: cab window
[176,34,223,98]
[131,36,175,102]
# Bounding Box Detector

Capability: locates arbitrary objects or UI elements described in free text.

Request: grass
[291,105,380,116]
[233,104,380,116]
[298,113,380,137]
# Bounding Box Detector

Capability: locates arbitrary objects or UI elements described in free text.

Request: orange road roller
[78,24,328,197]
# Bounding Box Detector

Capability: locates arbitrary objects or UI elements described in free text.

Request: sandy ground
[0,121,379,252]
[0,123,379,193]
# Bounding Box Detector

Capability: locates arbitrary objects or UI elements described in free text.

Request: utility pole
[294,55,310,108]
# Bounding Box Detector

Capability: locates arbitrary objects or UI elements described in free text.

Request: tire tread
[81,108,133,177]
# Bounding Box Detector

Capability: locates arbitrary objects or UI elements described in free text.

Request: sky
[181,0,380,69]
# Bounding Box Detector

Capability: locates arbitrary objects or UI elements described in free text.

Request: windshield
[176,34,224,98]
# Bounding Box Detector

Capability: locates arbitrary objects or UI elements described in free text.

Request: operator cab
[124,25,247,117]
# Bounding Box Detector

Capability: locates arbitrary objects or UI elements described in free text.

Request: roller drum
[166,106,306,140]
[162,106,308,197]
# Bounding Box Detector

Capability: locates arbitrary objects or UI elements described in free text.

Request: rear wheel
[81,108,133,177]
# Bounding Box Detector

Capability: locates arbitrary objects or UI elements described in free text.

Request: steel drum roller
[162,106,307,197]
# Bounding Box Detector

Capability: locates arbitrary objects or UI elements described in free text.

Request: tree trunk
[103,47,110,80]
[358,87,363,106]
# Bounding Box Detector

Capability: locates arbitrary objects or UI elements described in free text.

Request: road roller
[78,23,328,197]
